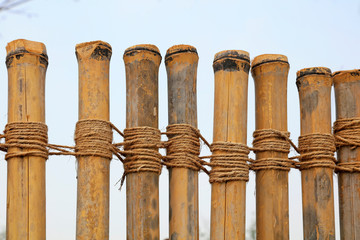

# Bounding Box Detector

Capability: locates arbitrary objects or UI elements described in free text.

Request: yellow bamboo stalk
[6,39,48,240]
[165,45,199,240]
[251,54,290,240]
[333,69,360,239]
[297,67,335,239]
[75,41,112,240]
[123,44,162,240]
[210,50,250,240]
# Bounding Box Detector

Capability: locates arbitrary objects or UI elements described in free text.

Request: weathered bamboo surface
[6,39,48,240]
[297,67,335,239]
[251,54,290,240]
[210,50,250,240]
[123,44,162,240]
[333,69,360,240]
[75,41,111,240]
[165,45,199,240]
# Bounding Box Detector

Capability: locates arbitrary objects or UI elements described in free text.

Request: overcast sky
[0,0,360,239]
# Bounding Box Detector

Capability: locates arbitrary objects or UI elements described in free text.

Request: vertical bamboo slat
[297,67,335,239]
[251,54,290,240]
[75,41,112,240]
[6,39,48,240]
[333,69,360,240]
[165,45,199,240]
[210,50,250,240]
[123,44,161,240]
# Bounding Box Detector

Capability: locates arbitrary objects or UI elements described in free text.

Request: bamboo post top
[213,50,250,75]
[212,49,250,143]
[296,67,331,80]
[123,44,161,128]
[75,41,112,61]
[165,44,197,59]
[296,67,332,89]
[124,44,161,57]
[333,69,360,119]
[213,50,249,63]
[296,67,332,134]
[251,54,288,70]
[333,69,360,84]
[6,39,47,58]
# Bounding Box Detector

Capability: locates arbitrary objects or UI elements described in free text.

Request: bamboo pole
[251,54,290,240]
[123,44,161,240]
[296,67,335,239]
[210,50,250,240]
[75,41,112,240]
[333,69,360,240]
[6,39,48,240]
[165,45,199,240]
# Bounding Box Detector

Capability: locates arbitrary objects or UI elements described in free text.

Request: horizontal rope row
[0,118,358,187]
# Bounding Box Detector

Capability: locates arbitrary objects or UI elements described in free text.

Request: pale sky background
[0,0,360,239]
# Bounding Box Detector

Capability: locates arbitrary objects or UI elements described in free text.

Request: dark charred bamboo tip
[213,50,250,63]
[76,41,112,52]
[213,50,250,73]
[251,54,288,69]
[332,69,360,83]
[296,67,331,80]
[123,44,161,58]
[165,44,197,60]
[6,39,48,60]
[75,41,112,61]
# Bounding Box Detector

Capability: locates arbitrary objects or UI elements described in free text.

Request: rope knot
[334,118,360,149]
[298,133,336,170]
[209,141,250,183]
[333,117,360,172]
[75,119,113,159]
[122,126,162,176]
[164,124,207,172]
[3,122,49,160]
[251,129,295,171]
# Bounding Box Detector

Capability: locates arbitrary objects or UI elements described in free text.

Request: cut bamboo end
[251,54,288,69]
[213,50,250,73]
[332,69,360,84]
[214,50,250,63]
[6,39,47,58]
[296,67,332,91]
[296,67,332,79]
[124,44,161,57]
[75,41,112,61]
[165,44,197,60]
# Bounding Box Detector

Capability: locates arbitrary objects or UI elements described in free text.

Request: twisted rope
[297,133,336,170]
[114,127,163,187]
[1,122,49,160]
[334,118,360,149]
[74,119,116,159]
[163,124,209,174]
[208,141,250,183]
[333,117,360,172]
[251,129,297,171]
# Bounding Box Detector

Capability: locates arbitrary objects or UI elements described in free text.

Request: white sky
[0,0,359,239]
